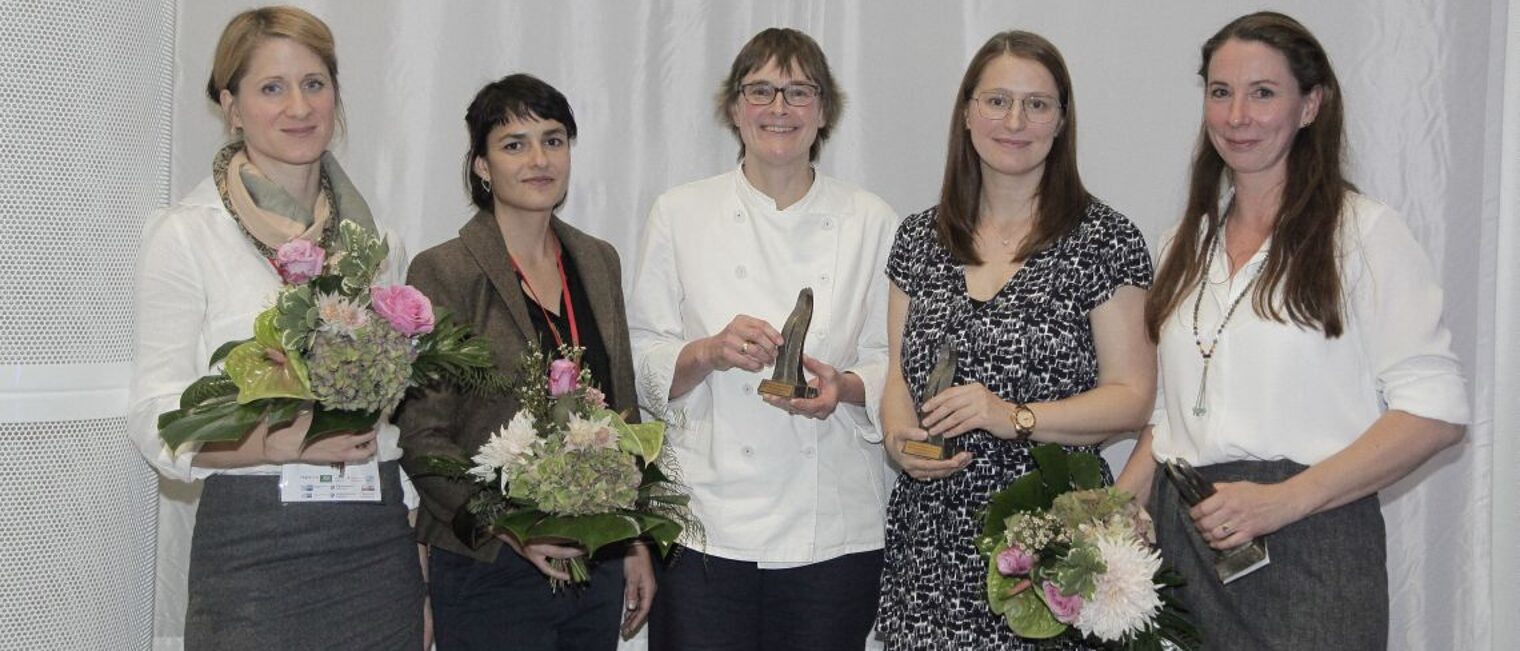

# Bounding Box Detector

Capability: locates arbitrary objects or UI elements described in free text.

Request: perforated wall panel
[0,1,173,649]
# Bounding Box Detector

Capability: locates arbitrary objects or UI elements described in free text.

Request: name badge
[278,458,383,503]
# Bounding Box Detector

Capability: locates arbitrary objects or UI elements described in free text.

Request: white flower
[562,411,618,452]
[1073,532,1164,642]
[315,291,369,337]
[468,412,541,491]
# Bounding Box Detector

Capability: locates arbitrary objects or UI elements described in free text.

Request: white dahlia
[1073,532,1164,642]
[468,412,541,490]
[563,411,618,452]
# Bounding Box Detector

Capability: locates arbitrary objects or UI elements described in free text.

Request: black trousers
[429,545,625,651]
[648,547,884,651]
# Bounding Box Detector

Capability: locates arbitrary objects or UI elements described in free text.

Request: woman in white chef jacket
[628,27,898,651]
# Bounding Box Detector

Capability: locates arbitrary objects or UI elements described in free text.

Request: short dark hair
[463,73,578,211]
[715,28,845,163]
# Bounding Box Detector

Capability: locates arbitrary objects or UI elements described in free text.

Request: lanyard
[509,248,580,349]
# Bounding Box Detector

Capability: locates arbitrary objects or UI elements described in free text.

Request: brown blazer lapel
[459,210,537,344]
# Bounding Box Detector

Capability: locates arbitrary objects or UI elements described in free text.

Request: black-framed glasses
[739,82,822,107]
[971,91,1062,124]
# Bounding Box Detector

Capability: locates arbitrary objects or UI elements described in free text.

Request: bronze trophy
[902,341,957,460]
[757,288,820,399]
[1163,458,1271,584]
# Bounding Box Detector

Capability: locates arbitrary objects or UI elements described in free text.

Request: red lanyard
[509,248,580,349]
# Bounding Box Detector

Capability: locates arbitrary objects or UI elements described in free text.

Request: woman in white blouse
[1115,12,1468,649]
[629,28,898,651]
[128,7,421,648]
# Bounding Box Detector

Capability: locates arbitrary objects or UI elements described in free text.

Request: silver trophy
[1164,458,1271,584]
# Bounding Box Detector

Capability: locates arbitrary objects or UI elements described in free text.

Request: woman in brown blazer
[397,74,654,651]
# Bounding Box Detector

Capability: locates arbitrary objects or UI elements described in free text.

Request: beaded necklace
[1189,233,1259,417]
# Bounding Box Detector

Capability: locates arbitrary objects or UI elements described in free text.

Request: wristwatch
[1011,403,1036,442]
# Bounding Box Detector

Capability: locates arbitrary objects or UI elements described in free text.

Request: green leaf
[986,555,1067,639]
[306,407,380,443]
[601,409,664,462]
[223,341,313,403]
[1050,543,1104,597]
[492,510,643,558]
[272,286,316,351]
[208,338,250,368]
[1068,452,1104,490]
[1031,443,1072,496]
[179,373,239,410]
[158,398,265,450]
[411,455,475,480]
[628,511,684,557]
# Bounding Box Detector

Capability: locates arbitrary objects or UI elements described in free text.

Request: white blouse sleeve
[1348,204,1470,425]
[628,197,690,418]
[127,210,206,481]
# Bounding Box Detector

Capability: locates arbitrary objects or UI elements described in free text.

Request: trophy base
[758,379,819,399]
[902,433,957,460]
[1216,539,1270,584]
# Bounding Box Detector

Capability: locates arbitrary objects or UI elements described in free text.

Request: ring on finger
[1219,523,1233,536]
[740,341,750,355]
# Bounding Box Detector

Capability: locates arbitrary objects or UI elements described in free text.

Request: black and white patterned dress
[877,201,1153,650]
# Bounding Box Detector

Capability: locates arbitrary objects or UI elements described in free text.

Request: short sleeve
[1081,201,1154,310]
[886,208,936,296]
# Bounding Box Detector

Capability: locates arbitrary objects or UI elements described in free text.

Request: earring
[481,177,491,193]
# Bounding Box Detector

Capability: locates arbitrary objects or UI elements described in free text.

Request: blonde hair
[205,6,344,132]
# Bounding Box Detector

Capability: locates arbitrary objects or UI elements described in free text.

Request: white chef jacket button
[821,219,834,230]
[735,265,747,279]
[802,447,815,458]
[741,446,755,456]
[734,211,744,222]
[742,384,753,393]
[819,273,830,283]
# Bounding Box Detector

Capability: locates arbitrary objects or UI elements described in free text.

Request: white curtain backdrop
[151,1,1512,649]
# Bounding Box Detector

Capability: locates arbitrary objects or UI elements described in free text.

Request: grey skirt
[185,461,424,651]
[1152,459,1387,651]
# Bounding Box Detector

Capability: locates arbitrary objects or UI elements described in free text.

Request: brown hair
[715,28,845,163]
[205,6,344,132]
[935,31,1088,265]
[1146,11,1351,340]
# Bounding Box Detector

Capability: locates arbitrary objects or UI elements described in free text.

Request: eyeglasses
[739,82,822,108]
[971,91,1062,124]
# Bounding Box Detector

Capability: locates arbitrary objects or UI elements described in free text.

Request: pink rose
[1042,581,1084,624]
[996,546,1037,576]
[548,359,579,397]
[274,239,325,284]
[370,285,435,336]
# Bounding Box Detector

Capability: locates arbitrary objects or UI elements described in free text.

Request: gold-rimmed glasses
[971,91,1061,124]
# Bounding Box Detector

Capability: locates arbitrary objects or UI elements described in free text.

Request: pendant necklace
[1190,235,1257,417]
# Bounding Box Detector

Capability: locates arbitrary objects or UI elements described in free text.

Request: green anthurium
[987,555,1068,639]
[158,398,267,450]
[224,340,314,404]
[600,408,664,463]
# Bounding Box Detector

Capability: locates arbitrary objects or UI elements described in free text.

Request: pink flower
[370,285,435,336]
[1042,581,1084,623]
[548,359,579,396]
[996,546,1037,576]
[583,386,608,409]
[274,239,325,284]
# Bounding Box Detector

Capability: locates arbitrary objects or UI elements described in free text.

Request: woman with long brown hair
[877,30,1155,648]
[1116,11,1468,648]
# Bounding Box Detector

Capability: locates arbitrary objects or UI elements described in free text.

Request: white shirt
[1151,191,1470,466]
[128,177,407,482]
[629,168,899,564]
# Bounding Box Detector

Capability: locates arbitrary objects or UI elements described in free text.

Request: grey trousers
[1153,459,1388,651]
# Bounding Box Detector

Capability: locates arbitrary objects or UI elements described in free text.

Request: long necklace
[1189,235,1257,417]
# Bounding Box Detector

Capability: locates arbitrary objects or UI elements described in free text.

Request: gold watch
[1011,403,1036,441]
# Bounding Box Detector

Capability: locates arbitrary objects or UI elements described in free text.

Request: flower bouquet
[157,221,505,450]
[979,444,1200,649]
[420,345,695,585]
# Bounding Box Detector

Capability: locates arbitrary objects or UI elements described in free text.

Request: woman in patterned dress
[876,31,1156,650]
